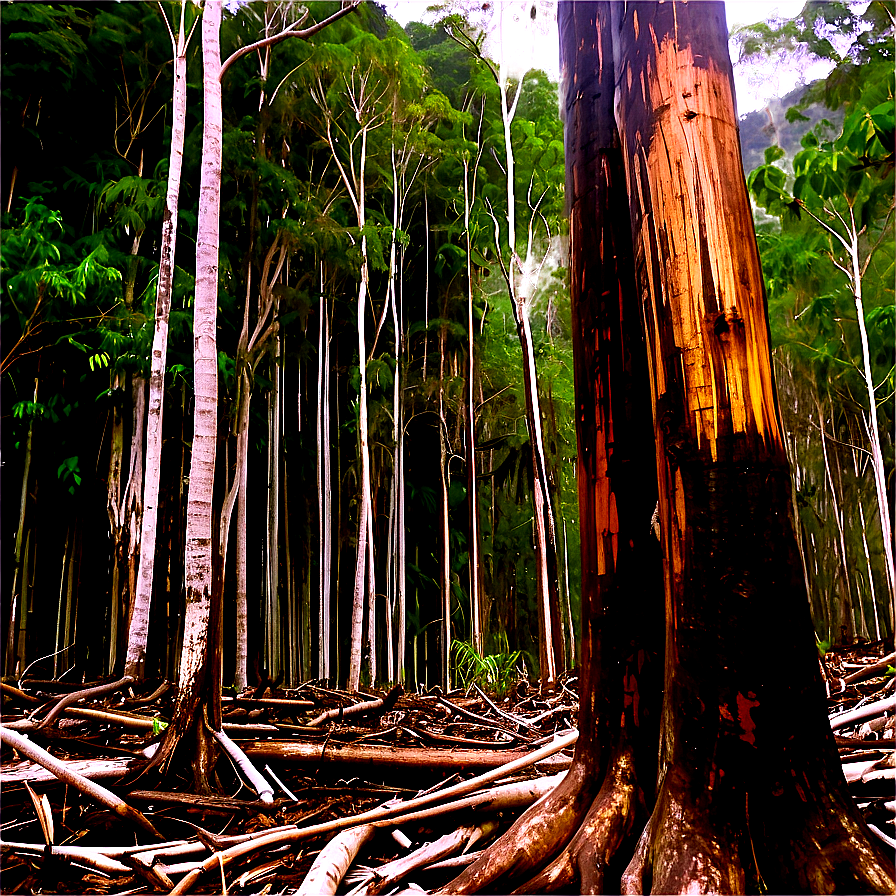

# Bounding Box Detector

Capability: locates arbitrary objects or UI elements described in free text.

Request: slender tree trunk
[265,341,281,680]
[816,397,854,641]
[493,8,563,682]
[345,116,375,692]
[6,378,37,677]
[609,4,892,889]
[463,159,483,656]
[125,3,190,681]
[561,519,575,667]
[106,378,125,672]
[124,376,147,616]
[317,264,332,681]
[235,406,249,691]
[54,527,72,677]
[436,326,453,692]
[846,219,896,617]
[153,0,222,783]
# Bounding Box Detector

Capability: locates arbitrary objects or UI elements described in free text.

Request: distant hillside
[738,83,843,176]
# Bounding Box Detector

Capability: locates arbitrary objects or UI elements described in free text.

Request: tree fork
[609,2,894,892]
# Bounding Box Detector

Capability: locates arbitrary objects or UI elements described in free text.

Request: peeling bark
[151,0,222,783]
[441,6,662,886]
[126,2,191,681]
[610,2,894,891]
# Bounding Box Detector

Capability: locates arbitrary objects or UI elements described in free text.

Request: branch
[220,1,361,81]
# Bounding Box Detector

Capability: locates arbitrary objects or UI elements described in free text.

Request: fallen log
[830,695,896,730]
[240,741,535,771]
[167,732,577,895]
[1,756,139,785]
[128,790,285,812]
[1,740,571,788]
[306,684,403,728]
[296,824,376,895]
[0,727,161,840]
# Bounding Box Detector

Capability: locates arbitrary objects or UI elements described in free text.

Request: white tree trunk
[347,118,374,692]
[317,265,332,681]
[847,224,895,613]
[169,0,221,731]
[349,241,372,692]
[463,158,482,656]
[125,4,190,680]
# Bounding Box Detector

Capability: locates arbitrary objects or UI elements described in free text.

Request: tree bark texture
[126,3,189,680]
[154,0,222,779]
[609,3,893,891]
[437,7,663,891]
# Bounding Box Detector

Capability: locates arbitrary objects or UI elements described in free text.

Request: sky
[382,0,836,115]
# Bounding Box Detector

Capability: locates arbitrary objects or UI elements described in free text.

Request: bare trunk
[6,378,37,677]
[848,223,896,618]
[610,3,892,889]
[439,329,451,692]
[265,342,281,680]
[125,5,190,681]
[349,241,372,692]
[235,408,249,691]
[154,0,222,781]
[493,10,563,682]
[816,397,855,641]
[317,264,332,681]
[463,160,483,656]
[343,115,374,692]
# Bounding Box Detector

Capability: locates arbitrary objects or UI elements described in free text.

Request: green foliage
[743,3,894,642]
[451,636,521,696]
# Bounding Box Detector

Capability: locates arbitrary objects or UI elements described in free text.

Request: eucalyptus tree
[151,0,224,780]
[438,2,894,892]
[125,0,199,682]
[380,90,455,682]
[439,3,566,682]
[749,88,895,629]
[309,31,407,689]
[148,0,361,774]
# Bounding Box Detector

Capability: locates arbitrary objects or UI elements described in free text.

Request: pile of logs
[1,645,893,894]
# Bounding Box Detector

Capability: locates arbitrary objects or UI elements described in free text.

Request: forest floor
[1,640,893,895]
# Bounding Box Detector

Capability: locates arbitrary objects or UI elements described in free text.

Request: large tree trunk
[152,0,222,785]
[438,5,661,890]
[440,3,894,894]
[610,3,892,891]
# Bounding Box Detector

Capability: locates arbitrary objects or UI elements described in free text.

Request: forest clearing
[1,0,893,893]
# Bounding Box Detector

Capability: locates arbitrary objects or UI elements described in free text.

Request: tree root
[618,753,896,895]
[620,769,744,895]
[513,733,637,894]
[435,757,601,893]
